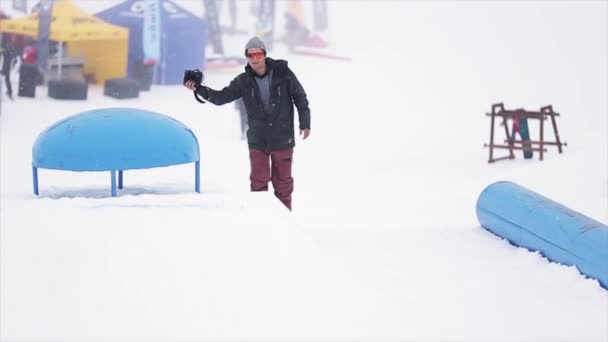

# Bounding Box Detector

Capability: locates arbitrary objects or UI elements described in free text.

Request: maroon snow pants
[249,148,294,210]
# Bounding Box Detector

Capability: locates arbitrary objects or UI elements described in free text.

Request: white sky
[1,1,607,341]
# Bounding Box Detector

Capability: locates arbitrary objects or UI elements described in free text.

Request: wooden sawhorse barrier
[484,103,567,163]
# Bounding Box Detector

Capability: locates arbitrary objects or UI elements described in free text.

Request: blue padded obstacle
[476,181,608,289]
[32,108,200,197]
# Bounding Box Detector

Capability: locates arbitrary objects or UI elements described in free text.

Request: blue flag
[143,0,162,64]
[37,0,54,73]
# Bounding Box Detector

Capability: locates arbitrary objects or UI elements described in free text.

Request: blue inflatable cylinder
[476,181,608,289]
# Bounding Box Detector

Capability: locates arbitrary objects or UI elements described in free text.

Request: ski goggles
[247,52,265,60]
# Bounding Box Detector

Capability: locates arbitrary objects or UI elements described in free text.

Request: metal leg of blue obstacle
[118,170,123,190]
[111,170,117,197]
[33,166,39,195]
[195,161,200,193]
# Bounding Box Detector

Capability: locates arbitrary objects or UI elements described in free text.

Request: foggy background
[0,0,606,341]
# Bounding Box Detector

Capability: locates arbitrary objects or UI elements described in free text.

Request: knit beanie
[244,36,267,56]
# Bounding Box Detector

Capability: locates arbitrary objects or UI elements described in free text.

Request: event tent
[0,0,128,84]
[96,0,207,85]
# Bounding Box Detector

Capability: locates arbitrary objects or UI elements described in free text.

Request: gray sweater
[254,70,273,106]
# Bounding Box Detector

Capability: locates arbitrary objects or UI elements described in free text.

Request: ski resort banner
[142,0,161,64]
[37,0,54,73]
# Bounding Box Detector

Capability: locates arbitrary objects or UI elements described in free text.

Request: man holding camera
[184,37,311,211]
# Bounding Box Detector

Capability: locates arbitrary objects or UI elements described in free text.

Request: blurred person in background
[1,32,17,100]
[235,98,248,140]
[12,34,24,63]
[22,39,38,65]
[22,38,41,86]
[283,1,327,52]
[184,36,311,211]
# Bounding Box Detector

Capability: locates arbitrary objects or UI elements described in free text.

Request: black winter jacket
[197,58,310,151]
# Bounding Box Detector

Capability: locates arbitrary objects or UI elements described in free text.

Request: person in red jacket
[22,43,38,64]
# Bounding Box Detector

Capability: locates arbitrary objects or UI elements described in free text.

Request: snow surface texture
[0,1,607,341]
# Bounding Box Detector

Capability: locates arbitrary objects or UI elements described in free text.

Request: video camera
[184,69,205,104]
